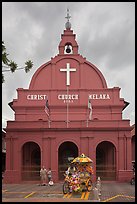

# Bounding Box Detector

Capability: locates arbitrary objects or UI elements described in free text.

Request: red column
[5,136,11,170]
[50,137,58,182]
[42,137,50,169]
[118,136,124,169]
[4,134,21,183]
[117,133,132,181]
[88,137,96,182]
[117,135,125,181]
[12,136,21,183]
[126,136,132,170]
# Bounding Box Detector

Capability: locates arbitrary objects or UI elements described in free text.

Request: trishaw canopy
[71,153,93,164]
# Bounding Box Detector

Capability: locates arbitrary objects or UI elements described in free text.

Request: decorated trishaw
[63,153,94,194]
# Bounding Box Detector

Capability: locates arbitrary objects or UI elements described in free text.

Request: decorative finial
[65,8,71,30]
[65,8,71,22]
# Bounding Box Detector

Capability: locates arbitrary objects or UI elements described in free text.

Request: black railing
[21,165,40,181]
[96,165,116,180]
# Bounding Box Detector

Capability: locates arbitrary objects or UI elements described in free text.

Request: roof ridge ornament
[65,8,71,30]
[65,8,71,22]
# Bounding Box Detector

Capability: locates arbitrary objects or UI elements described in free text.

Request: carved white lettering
[57,94,79,103]
[27,95,31,100]
[27,94,47,100]
[106,94,110,99]
[88,94,110,99]
[58,95,62,99]
[92,94,96,99]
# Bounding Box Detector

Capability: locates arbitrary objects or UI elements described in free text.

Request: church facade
[4,12,133,183]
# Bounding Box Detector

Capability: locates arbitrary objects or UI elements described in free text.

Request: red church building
[4,11,133,183]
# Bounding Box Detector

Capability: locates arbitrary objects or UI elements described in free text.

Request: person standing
[47,168,53,184]
[49,179,54,186]
[40,166,47,186]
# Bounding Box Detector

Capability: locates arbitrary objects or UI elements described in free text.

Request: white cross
[65,8,71,22]
[60,63,76,86]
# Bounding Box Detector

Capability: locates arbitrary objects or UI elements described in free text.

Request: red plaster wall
[4,26,133,184]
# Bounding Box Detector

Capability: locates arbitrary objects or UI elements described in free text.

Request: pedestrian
[49,178,54,186]
[65,167,70,176]
[47,168,53,184]
[96,177,101,195]
[40,166,47,186]
[93,187,100,201]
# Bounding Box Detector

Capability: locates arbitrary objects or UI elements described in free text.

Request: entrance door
[21,142,41,181]
[96,141,116,180]
[58,141,78,180]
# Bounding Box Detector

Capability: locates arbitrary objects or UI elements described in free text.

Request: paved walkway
[2,181,135,202]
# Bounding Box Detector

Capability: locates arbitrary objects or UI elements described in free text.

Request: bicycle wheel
[87,179,93,191]
[63,181,70,194]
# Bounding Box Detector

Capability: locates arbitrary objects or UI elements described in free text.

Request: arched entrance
[96,141,116,180]
[58,141,78,180]
[21,142,41,181]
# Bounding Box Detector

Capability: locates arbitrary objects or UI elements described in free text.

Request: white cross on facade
[60,63,76,86]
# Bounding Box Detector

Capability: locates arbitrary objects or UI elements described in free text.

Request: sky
[2,2,135,128]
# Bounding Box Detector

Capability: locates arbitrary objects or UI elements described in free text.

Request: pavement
[2,181,135,202]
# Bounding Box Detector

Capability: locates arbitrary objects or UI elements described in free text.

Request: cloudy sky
[2,2,135,128]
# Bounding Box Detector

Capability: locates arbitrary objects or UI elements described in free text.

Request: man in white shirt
[40,166,47,186]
